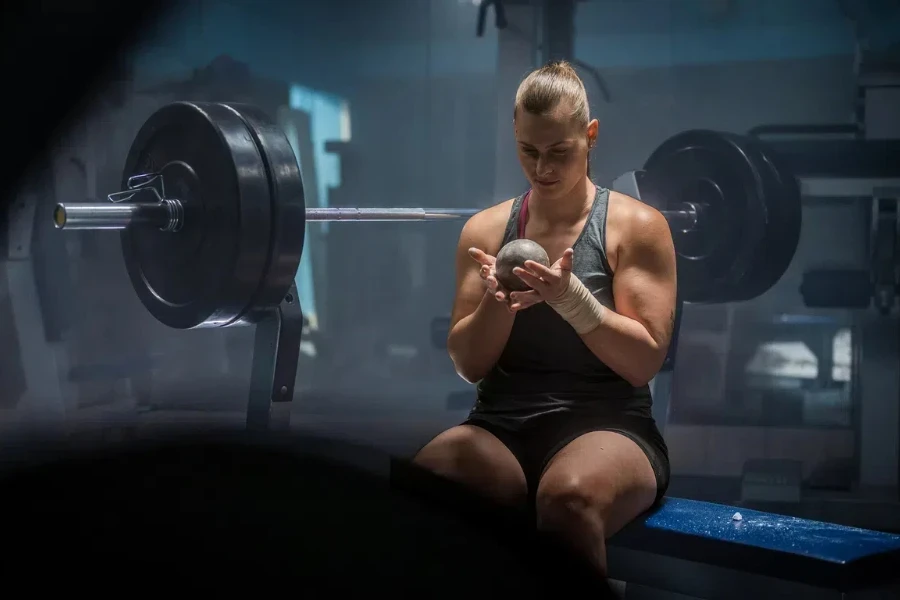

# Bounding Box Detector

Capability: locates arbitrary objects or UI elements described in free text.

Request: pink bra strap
[517,190,531,239]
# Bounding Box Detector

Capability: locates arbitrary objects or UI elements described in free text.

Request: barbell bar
[49,100,801,329]
[54,194,700,229]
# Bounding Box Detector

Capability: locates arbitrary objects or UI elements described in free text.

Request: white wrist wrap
[546,274,605,335]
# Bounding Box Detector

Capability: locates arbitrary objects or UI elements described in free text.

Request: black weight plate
[222,103,306,317]
[642,130,768,303]
[731,138,803,302]
[121,102,272,329]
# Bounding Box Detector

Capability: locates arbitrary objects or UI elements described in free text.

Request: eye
[552,149,568,157]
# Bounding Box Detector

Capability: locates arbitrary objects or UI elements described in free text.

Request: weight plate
[121,102,272,329]
[222,103,306,316]
[731,139,802,302]
[642,130,768,303]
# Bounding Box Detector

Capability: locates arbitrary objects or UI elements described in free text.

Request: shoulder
[457,197,516,255]
[607,190,673,250]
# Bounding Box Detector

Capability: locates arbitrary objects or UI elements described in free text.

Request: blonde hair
[514,60,589,126]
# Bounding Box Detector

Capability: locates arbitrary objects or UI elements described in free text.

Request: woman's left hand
[508,248,575,312]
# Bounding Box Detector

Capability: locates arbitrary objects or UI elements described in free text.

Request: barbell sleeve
[54,202,173,231]
[53,202,698,230]
[664,203,700,233]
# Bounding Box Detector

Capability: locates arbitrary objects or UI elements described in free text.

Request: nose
[535,155,553,178]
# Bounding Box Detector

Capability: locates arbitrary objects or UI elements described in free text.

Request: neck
[528,177,595,225]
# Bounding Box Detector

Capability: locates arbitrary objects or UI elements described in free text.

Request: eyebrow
[518,140,571,149]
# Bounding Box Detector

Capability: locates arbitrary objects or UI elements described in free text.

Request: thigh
[413,425,528,507]
[536,430,658,537]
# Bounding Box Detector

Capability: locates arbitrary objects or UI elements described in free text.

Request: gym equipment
[870,195,899,314]
[606,495,900,599]
[639,130,801,303]
[52,101,801,316]
[740,458,803,503]
[475,0,508,38]
[798,195,899,314]
[732,135,803,302]
[49,101,802,430]
[494,239,551,292]
[801,269,873,309]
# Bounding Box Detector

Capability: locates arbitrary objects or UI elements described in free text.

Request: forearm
[578,311,664,387]
[547,276,665,387]
[447,293,516,383]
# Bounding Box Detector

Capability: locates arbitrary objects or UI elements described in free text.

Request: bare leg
[413,425,527,507]
[535,431,658,575]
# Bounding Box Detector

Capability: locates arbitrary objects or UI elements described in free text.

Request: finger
[509,289,541,305]
[509,293,542,311]
[522,260,556,281]
[509,297,540,312]
[559,248,574,272]
[468,248,495,266]
[480,264,491,280]
[485,276,507,301]
[513,267,547,290]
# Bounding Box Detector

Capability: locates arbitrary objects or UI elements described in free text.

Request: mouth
[535,179,559,186]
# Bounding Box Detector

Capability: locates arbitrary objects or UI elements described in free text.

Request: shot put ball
[494,239,551,292]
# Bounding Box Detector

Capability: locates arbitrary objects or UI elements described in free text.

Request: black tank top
[472,186,653,426]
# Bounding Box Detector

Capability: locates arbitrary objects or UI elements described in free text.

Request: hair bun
[547,60,577,77]
[514,59,589,126]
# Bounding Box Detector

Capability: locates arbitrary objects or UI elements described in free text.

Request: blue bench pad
[609,497,900,591]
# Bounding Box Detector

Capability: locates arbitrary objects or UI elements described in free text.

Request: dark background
[1,0,899,533]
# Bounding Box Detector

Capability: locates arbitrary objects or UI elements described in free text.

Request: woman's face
[514,104,598,200]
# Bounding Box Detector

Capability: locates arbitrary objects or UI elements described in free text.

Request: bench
[607,497,900,599]
[392,451,899,597]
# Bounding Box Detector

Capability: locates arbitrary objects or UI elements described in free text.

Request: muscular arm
[447,207,516,383]
[578,205,677,387]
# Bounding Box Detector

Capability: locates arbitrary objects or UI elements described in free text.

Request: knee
[536,474,611,535]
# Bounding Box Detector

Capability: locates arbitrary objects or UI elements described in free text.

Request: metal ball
[495,238,550,292]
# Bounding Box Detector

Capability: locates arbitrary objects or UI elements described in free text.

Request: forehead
[515,106,582,145]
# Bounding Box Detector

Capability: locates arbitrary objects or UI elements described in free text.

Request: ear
[587,118,599,146]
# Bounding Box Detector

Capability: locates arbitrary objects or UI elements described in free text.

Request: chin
[532,179,576,199]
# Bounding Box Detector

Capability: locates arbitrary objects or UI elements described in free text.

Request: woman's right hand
[469,247,548,313]
[468,247,509,305]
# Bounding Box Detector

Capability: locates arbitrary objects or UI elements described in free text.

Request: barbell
[52,101,801,329]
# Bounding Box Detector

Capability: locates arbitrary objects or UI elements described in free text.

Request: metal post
[540,0,575,64]
[4,190,70,428]
[246,283,305,432]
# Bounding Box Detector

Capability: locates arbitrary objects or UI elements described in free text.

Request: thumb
[559,248,574,272]
[468,247,491,265]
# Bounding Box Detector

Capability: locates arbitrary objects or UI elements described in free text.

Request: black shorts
[463,412,670,508]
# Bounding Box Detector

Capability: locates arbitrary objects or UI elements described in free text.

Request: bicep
[611,216,677,347]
